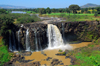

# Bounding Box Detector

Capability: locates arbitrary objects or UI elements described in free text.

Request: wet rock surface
[46,57,52,61]
[33,61,41,66]
[51,59,62,66]
[4,52,33,66]
[20,51,32,56]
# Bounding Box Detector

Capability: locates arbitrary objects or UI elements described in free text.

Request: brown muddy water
[25,42,91,66]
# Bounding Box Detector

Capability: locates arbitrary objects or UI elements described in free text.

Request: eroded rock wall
[16,21,100,51]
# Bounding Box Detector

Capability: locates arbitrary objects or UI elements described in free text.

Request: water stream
[34,31,38,51]
[9,32,12,51]
[47,24,64,48]
[26,28,30,51]
[12,31,17,51]
[18,29,21,51]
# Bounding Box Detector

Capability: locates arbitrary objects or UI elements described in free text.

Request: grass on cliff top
[67,39,100,66]
[47,13,94,16]
[0,37,13,66]
[41,13,100,22]
[26,11,36,14]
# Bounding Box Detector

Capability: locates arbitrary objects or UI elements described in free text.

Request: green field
[25,11,36,14]
[47,13,94,16]
[41,13,100,22]
[66,39,100,66]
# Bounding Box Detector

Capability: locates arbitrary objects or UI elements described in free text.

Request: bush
[59,49,62,52]
[17,14,41,24]
[94,13,98,17]
[0,38,12,66]
[59,13,66,17]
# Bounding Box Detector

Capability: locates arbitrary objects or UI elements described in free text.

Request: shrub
[59,49,62,52]
[59,13,66,17]
[0,38,12,66]
[94,13,98,17]
[17,14,41,24]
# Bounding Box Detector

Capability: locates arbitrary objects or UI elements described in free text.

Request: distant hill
[81,3,100,8]
[0,5,26,9]
[0,7,2,9]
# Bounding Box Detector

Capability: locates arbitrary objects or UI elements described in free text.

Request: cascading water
[48,24,64,47]
[34,30,38,51]
[38,35,42,50]
[18,29,21,51]
[26,28,30,51]
[9,32,12,51]
[62,23,65,43]
[12,31,17,51]
[47,24,72,50]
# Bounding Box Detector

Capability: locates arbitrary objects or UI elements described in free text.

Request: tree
[87,11,91,14]
[94,12,98,17]
[66,8,70,16]
[0,9,7,14]
[46,7,51,14]
[39,8,46,14]
[96,7,100,14]
[51,8,56,13]
[66,8,70,13]
[69,5,80,14]
[84,8,88,13]
[59,8,66,13]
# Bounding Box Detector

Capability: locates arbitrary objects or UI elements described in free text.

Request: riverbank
[11,42,91,66]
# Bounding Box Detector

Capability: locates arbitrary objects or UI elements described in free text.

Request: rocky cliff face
[17,23,47,51]
[15,21,100,51]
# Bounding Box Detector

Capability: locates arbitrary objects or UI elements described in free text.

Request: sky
[0,0,100,8]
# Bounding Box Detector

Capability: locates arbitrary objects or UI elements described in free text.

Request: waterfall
[12,31,17,51]
[47,24,72,50]
[26,28,30,51]
[9,32,12,51]
[38,34,42,50]
[62,23,65,43]
[47,24,64,48]
[18,29,21,51]
[34,31,38,51]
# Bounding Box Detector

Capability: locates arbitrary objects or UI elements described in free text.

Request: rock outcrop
[13,21,100,51]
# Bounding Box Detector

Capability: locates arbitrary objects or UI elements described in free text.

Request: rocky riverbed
[4,42,91,66]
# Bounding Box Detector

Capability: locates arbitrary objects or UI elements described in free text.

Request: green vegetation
[41,13,100,22]
[0,37,13,66]
[0,15,16,43]
[0,13,41,24]
[17,14,41,24]
[59,49,63,52]
[0,9,7,14]
[69,5,80,14]
[26,11,36,14]
[97,7,100,14]
[47,13,94,16]
[66,38,100,66]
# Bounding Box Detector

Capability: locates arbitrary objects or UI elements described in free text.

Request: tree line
[3,5,100,15]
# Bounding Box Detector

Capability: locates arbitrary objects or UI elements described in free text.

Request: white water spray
[47,24,72,51]
[26,28,30,51]
[18,29,21,51]
[34,30,38,51]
